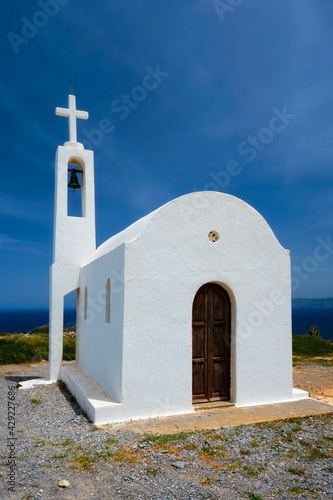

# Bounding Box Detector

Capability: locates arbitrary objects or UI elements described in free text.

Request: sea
[291,308,333,340]
[0,307,332,340]
[0,309,77,334]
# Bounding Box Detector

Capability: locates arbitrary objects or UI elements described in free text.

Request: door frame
[191,281,235,404]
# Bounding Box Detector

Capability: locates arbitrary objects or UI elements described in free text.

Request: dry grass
[111,446,146,463]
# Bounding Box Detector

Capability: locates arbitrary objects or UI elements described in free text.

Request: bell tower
[49,94,96,381]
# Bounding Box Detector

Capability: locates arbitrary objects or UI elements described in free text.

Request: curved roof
[88,191,284,263]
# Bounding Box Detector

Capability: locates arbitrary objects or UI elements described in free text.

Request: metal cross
[56,95,88,143]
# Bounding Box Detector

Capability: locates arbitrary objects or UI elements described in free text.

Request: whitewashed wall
[76,244,125,402]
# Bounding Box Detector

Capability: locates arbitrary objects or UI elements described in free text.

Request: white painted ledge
[64,141,84,149]
[292,388,309,400]
[62,362,123,424]
[18,378,55,389]
[235,388,309,407]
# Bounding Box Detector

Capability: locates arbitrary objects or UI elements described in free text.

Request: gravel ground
[0,362,332,500]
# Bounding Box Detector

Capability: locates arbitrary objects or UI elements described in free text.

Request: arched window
[84,286,88,320]
[105,279,111,323]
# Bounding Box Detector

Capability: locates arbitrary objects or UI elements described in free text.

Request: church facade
[49,95,307,424]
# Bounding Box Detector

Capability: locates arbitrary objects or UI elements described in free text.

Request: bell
[68,171,81,191]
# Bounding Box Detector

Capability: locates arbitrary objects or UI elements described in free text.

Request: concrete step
[193,401,235,411]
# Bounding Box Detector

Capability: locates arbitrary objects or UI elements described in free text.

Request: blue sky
[0,0,333,308]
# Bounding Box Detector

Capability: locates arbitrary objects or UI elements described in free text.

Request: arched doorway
[192,283,231,403]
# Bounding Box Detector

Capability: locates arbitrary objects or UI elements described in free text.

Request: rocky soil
[293,362,333,405]
[0,362,332,500]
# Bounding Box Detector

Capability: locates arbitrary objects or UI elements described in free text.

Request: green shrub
[63,336,76,360]
[292,334,333,357]
[307,325,321,338]
[0,333,75,365]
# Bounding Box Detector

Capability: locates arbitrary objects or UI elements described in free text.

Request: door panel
[192,283,231,403]
[192,325,205,359]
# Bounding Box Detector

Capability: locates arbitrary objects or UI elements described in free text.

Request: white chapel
[48,94,308,424]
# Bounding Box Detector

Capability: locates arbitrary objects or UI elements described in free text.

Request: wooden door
[192,283,231,403]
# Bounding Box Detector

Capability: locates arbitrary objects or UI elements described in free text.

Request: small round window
[208,231,220,243]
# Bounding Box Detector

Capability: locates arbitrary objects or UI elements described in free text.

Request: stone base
[59,366,310,425]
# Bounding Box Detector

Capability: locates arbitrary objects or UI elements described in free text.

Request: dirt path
[293,361,333,405]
